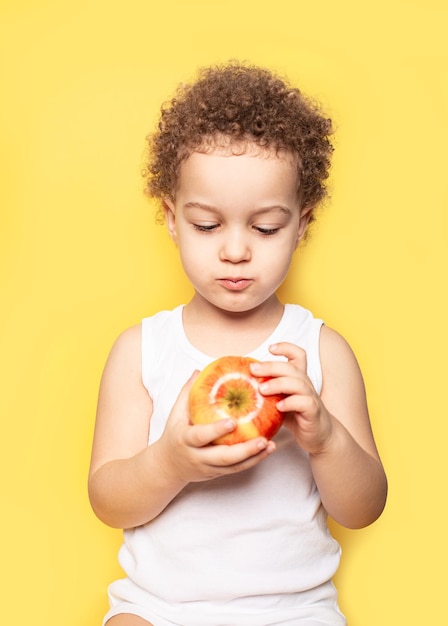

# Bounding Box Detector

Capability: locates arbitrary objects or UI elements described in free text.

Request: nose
[219,228,251,263]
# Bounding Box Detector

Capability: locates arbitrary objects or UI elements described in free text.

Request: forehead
[175,146,301,209]
[178,142,299,184]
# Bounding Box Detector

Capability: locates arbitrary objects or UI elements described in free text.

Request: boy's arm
[88,326,275,530]
[253,328,387,529]
[310,326,387,528]
[88,325,186,529]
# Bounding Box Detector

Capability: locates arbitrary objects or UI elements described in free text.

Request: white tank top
[107,305,344,626]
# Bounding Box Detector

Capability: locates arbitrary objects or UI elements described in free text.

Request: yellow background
[1,0,447,624]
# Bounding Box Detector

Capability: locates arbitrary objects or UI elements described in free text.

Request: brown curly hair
[144,62,333,222]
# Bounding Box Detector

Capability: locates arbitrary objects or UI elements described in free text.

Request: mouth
[218,278,253,291]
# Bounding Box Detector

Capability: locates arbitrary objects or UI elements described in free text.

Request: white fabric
[104,304,346,626]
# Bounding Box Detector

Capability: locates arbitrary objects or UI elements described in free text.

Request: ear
[295,205,314,248]
[163,197,177,244]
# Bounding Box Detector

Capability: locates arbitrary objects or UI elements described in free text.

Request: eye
[193,223,219,233]
[254,226,280,236]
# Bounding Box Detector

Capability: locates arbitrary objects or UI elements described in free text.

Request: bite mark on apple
[209,372,264,424]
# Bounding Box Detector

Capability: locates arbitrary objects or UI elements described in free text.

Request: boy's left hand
[250,342,333,455]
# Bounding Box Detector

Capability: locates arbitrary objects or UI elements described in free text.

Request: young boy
[89,62,387,626]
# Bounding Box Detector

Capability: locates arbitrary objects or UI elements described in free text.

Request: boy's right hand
[154,372,276,484]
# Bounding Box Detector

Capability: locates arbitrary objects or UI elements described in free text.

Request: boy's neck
[182,295,284,357]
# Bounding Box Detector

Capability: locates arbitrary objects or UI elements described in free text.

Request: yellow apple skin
[188,356,284,445]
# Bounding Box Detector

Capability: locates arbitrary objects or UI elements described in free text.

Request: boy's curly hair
[144,62,333,221]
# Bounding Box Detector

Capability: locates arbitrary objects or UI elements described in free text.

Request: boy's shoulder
[320,324,355,356]
[114,306,182,349]
[319,324,364,385]
[110,307,183,360]
[106,324,142,367]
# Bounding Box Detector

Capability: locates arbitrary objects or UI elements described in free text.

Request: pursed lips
[217,278,253,291]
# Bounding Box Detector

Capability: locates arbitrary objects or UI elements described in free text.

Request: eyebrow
[183,201,292,217]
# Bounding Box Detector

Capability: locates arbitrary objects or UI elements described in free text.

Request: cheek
[178,243,208,276]
[268,234,298,258]
[264,241,297,278]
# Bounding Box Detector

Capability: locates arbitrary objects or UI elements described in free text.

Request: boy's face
[164,146,311,315]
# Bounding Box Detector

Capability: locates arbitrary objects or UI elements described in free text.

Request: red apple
[188,355,284,445]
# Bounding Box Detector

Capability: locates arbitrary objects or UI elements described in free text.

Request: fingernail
[226,420,236,431]
[259,382,269,392]
[250,362,261,373]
